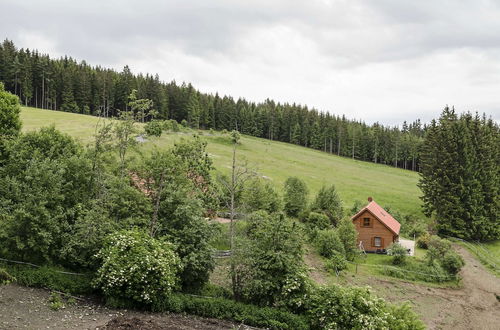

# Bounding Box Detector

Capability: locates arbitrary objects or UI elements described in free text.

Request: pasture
[20,107,422,216]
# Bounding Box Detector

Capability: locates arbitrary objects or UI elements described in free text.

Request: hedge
[152,293,310,330]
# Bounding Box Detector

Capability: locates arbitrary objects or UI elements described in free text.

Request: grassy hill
[20,107,423,216]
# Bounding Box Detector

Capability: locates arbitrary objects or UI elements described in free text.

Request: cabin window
[374,237,382,247]
[363,218,371,227]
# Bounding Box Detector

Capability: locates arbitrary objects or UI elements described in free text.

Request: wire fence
[0,257,87,276]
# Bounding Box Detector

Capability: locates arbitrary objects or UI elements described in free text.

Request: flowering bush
[93,229,181,305]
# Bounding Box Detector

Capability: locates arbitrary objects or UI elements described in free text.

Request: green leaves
[94,229,181,305]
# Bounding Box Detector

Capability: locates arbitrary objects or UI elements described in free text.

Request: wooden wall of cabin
[352,210,396,251]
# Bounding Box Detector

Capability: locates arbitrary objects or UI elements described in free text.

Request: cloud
[1,0,500,124]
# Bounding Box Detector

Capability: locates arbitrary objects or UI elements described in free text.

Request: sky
[1,0,500,125]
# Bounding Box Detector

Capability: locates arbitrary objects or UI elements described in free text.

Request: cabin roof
[351,200,401,235]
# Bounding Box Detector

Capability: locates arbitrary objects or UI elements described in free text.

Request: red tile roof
[351,200,401,235]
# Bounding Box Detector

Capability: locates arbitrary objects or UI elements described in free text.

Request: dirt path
[303,245,331,285]
[0,284,246,330]
[346,245,500,329]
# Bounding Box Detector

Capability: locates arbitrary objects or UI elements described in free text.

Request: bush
[144,120,163,137]
[0,83,22,140]
[416,232,431,249]
[389,243,408,265]
[306,285,425,329]
[315,229,345,258]
[0,268,14,285]
[440,251,465,275]
[303,212,330,231]
[94,229,181,305]
[426,236,452,263]
[325,252,347,275]
[241,178,282,213]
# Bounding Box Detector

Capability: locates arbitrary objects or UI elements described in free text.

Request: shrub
[48,292,64,311]
[0,268,14,285]
[93,229,181,305]
[426,236,452,263]
[440,251,464,275]
[0,83,22,140]
[389,243,408,265]
[231,214,308,307]
[180,119,188,127]
[241,178,282,213]
[303,212,330,231]
[315,229,345,258]
[283,177,308,217]
[152,293,310,330]
[306,285,425,329]
[325,252,347,275]
[144,120,163,137]
[416,232,431,249]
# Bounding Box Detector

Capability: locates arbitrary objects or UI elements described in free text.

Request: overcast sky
[2,0,500,125]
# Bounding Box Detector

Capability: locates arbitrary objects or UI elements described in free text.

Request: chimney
[368,197,373,202]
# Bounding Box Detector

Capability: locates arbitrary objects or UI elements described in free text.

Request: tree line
[0,39,424,170]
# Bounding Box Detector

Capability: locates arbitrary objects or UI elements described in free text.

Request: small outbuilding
[351,197,401,252]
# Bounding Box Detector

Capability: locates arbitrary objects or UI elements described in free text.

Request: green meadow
[20,107,423,216]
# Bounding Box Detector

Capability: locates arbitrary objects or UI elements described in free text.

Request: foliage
[283,177,309,217]
[337,218,358,261]
[94,229,181,305]
[311,184,344,225]
[389,243,408,265]
[144,120,163,137]
[440,251,465,275]
[302,212,331,235]
[325,252,347,275]
[416,232,431,249]
[0,268,14,285]
[305,285,425,330]
[419,107,500,241]
[241,177,282,213]
[426,236,452,264]
[231,213,308,307]
[48,292,64,311]
[0,263,93,294]
[315,229,345,258]
[0,83,21,163]
[0,127,93,264]
[0,82,21,140]
[172,135,217,213]
[151,293,310,330]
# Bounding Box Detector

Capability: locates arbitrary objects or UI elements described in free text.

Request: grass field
[20,107,423,216]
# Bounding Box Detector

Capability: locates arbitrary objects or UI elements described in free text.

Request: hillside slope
[20,107,422,215]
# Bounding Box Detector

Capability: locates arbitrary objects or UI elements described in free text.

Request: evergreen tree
[419,107,499,241]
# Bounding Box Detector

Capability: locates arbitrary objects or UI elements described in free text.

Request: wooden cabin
[351,197,401,252]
